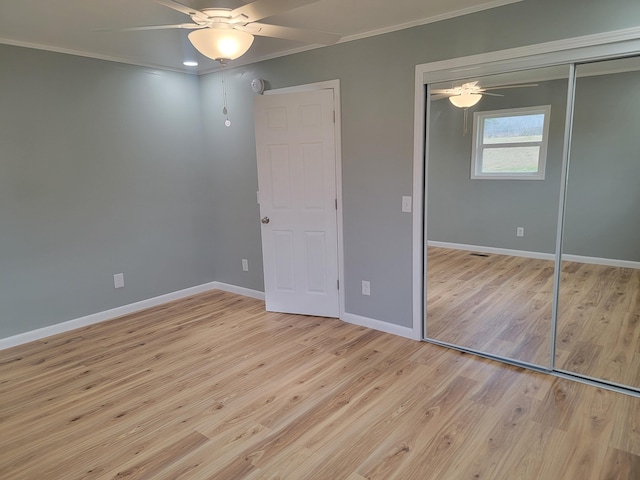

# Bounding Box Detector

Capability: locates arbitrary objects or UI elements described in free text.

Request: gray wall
[202,0,640,328]
[3,0,640,338]
[199,70,265,292]
[0,46,214,337]
[427,78,568,254]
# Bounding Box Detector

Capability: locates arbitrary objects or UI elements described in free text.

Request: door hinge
[333,110,336,123]
[337,279,339,290]
[335,198,338,210]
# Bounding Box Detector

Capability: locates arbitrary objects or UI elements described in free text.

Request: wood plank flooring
[2,289,640,479]
[427,246,640,389]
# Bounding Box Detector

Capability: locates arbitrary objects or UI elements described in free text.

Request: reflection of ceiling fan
[103,0,341,64]
[431,81,538,108]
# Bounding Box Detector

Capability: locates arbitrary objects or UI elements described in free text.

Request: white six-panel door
[254,89,339,318]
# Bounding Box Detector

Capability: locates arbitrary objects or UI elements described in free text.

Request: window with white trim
[471,105,551,180]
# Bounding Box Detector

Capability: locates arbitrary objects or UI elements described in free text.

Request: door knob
[261,216,270,224]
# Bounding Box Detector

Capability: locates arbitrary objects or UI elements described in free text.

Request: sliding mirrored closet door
[556,56,640,388]
[425,65,570,368]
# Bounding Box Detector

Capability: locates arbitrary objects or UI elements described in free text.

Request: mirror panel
[426,65,570,368]
[556,57,640,388]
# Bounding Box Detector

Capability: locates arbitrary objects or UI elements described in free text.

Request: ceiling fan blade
[94,23,202,32]
[430,94,452,101]
[231,0,321,22]
[154,0,208,21]
[481,92,505,97]
[431,89,457,95]
[241,22,340,45]
[482,83,539,91]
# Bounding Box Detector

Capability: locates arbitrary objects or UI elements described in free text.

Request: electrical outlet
[516,227,524,237]
[362,280,370,296]
[114,273,124,289]
[242,259,249,271]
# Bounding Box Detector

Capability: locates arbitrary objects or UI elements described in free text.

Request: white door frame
[264,79,344,320]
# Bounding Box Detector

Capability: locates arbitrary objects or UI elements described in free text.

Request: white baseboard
[341,312,420,340]
[212,282,265,300]
[428,241,640,269]
[207,284,420,341]
[0,282,265,351]
[1,282,421,351]
[562,254,640,270]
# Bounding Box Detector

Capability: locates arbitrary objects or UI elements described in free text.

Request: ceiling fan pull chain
[463,107,469,135]
[221,66,231,127]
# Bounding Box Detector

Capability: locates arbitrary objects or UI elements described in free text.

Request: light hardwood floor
[427,247,640,389]
[2,289,640,479]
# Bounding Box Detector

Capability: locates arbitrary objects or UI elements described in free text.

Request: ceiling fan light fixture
[188,27,254,63]
[449,93,482,108]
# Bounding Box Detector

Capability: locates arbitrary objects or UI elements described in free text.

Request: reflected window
[471,105,551,180]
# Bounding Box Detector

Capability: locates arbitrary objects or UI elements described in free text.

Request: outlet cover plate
[114,273,124,289]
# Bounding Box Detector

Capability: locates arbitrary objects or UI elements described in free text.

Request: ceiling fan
[431,81,538,108]
[102,0,341,64]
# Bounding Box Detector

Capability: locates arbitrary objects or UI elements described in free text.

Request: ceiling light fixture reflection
[449,93,482,108]
[188,27,254,64]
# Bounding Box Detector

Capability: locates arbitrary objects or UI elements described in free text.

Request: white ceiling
[0,0,521,74]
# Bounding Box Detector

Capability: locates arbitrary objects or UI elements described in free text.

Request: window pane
[481,146,540,173]
[483,114,545,144]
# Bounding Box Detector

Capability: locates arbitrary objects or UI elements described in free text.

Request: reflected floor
[557,261,640,388]
[427,247,640,388]
[427,247,555,367]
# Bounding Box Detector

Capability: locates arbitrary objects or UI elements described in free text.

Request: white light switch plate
[402,196,412,213]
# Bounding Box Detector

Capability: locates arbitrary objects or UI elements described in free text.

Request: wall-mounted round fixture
[251,78,265,95]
